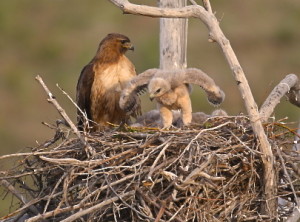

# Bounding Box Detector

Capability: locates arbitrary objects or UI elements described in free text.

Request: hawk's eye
[155,88,161,94]
[120,39,128,44]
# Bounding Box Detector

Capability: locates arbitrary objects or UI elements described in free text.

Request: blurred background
[0,0,299,215]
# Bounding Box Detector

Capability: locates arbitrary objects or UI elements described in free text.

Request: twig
[293,120,300,152]
[188,0,198,6]
[155,203,166,222]
[104,175,155,221]
[60,190,135,222]
[275,146,300,207]
[0,150,69,161]
[202,0,212,13]
[56,84,90,130]
[136,188,185,222]
[35,75,95,156]
[42,172,67,213]
[183,169,225,185]
[177,121,232,160]
[0,179,40,215]
[26,202,93,222]
[39,147,138,167]
[147,137,172,179]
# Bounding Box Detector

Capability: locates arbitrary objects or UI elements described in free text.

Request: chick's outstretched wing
[119,69,158,113]
[182,68,225,105]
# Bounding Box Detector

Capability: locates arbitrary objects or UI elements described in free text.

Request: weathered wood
[35,75,95,157]
[260,74,299,122]
[158,0,187,70]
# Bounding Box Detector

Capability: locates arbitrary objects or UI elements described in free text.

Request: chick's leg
[159,105,173,128]
[179,96,192,126]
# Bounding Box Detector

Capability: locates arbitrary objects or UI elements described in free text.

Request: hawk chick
[120,68,225,128]
[131,109,227,128]
[76,33,140,131]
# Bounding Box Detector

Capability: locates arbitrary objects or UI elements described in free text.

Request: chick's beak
[149,94,155,101]
[123,42,134,51]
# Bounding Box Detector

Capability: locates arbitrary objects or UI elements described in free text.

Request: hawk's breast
[90,56,136,125]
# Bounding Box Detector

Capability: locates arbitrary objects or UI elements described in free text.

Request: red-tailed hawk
[76,33,140,131]
[120,68,225,128]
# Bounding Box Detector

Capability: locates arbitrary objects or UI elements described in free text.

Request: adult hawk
[76,33,140,131]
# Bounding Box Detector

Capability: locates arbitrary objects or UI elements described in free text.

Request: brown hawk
[76,33,140,131]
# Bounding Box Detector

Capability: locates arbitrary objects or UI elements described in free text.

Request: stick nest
[1,116,299,221]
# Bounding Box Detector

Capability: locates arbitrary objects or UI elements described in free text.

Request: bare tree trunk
[158,0,187,70]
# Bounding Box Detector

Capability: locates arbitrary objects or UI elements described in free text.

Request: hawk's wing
[182,68,225,105]
[119,69,158,113]
[76,63,94,129]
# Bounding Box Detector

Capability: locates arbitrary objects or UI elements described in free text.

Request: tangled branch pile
[1,116,299,221]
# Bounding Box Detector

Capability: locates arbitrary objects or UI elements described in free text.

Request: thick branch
[260,74,300,122]
[108,0,277,216]
[109,0,210,20]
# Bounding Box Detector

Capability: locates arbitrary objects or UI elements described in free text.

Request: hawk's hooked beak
[149,94,155,101]
[123,42,134,51]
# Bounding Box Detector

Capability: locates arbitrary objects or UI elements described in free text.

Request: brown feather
[76,33,140,131]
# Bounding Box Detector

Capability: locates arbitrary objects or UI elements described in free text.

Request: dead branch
[108,0,277,216]
[0,179,40,216]
[275,146,300,207]
[35,75,95,156]
[260,74,300,122]
[60,191,135,222]
[56,84,91,131]
[201,0,212,13]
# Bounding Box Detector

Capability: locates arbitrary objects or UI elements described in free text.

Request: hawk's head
[148,78,171,101]
[97,33,134,59]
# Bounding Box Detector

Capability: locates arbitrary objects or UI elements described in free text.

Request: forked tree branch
[108,0,277,216]
[202,0,212,13]
[35,75,95,157]
[260,74,300,122]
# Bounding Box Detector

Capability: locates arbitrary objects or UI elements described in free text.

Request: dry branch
[35,75,95,157]
[260,74,300,122]
[201,0,212,13]
[0,179,40,216]
[60,191,135,222]
[108,0,277,216]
